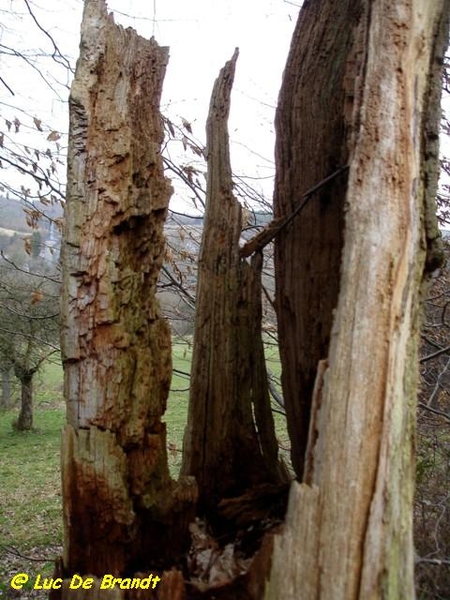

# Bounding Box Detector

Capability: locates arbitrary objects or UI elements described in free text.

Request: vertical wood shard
[181,50,285,514]
[273,0,356,478]
[59,0,195,586]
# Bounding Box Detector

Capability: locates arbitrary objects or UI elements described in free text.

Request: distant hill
[0,196,63,260]
[166,209,272,228]
[0,196,29,232]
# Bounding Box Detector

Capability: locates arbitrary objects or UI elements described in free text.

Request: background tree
[0,256,59,429]
[0,354,14,409]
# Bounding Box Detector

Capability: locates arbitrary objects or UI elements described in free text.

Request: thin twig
[268,373,285,410]
[0,252,61,284]
[418,402,450,423]
[0,303,59,321]
[0,325,59,352]
[420,343,450,363]
[173,367,191,380]
[0,153,64,198]
[415,556,450,566]
[262,283,276,311]
[0,75,14,96]
[160,265,196,308]
[22,0,74,74]
[240,165,349,257]
[425,356,450,406]
[1,545,55,562]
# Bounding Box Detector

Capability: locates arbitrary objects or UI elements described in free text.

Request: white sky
[2,0,448,220]
[0,0,299,212]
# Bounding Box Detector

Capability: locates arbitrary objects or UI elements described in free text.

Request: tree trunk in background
[181,51,286,516]
[58,0,196,588]
[15,369,34,430]
[267,0,449,598]
[273,0,355,479]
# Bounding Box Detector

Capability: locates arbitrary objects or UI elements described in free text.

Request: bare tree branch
[415,556,450,566]
[0,75,14,96]
[22,0,74,74]
[0,325,59,352]
[420,343,450,363]
[425,356,450,406]
[0,252,60,284]
[418,402,450,423]
[0,302,59,321]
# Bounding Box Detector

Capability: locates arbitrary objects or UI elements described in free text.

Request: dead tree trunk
[181,50,285,516]
[272,0,353,478]
[58,0,195,586]
[267,0,449,598]
[12,351,40,431]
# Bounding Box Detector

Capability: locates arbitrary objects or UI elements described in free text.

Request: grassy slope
[0,408,64,597]
[0,340,286,595]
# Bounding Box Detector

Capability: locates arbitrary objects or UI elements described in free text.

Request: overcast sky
[0,0,299,210]
[2,1,449,218]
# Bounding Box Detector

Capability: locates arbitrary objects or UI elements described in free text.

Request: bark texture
[59,0,195,585]
[181,51,284,514]
[267,0,449,598]
[273,0,358,477]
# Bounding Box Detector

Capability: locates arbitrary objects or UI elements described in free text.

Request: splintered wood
[58,0,196,591]
[181,50,285,513]
[266,0,449,598]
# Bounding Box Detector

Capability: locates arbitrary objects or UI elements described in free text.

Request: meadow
[0,361,64,598]
[0,338,287,597]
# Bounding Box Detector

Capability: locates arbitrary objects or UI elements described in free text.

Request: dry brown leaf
[47,130,61,142]
[31,290,43,305]
[33,117,43,132]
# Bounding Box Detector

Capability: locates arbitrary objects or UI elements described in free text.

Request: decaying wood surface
[272,0,354,478]
[266,0,450,598]
[181,50,285,515]
[58,0,196,589]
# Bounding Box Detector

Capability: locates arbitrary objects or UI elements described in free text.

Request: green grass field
[0,406,64,597]
[0,339,287,596]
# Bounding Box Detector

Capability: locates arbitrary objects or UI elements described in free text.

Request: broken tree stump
[58,0,196,589]
[181,50,287,516]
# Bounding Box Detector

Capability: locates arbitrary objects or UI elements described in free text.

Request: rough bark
[273,0,357,477]
[267,1,450,599]
[239,252,283,479]
[181,51,285,515]
[58,0,195,587]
